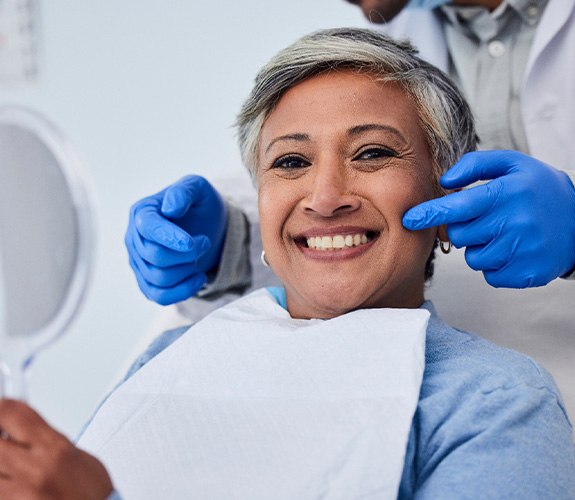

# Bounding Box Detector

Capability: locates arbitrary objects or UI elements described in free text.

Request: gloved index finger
[440,150,521,189]
[161,175,209,218]
[402,181,500,230]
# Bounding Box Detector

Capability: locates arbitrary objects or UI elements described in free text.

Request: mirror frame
[0,106,95,354]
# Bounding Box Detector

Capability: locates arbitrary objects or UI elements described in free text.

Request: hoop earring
[439,240,452,254]
[260,250,270,267]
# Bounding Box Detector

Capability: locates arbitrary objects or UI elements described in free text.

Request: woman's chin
[287,287,376,320]
[283,275,425,319]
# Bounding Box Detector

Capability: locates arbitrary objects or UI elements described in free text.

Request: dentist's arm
[403,150,575,288]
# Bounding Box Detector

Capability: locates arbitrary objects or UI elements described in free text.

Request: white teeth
[332,235,345,249]
[321,236,333,250]
[305,233,372,250]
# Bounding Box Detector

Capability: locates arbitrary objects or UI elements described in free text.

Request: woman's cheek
[258,181,290,260]
[258,189,274,248]
[391,175,436,215]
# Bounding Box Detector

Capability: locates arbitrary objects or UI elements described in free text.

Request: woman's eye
[354,147,397,161]
[272,155,311,169]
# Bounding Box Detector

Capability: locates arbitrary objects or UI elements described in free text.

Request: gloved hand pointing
[402,150,575,288]
[125,175,228,305]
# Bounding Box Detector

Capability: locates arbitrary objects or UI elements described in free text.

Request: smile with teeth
[306,232,374,250]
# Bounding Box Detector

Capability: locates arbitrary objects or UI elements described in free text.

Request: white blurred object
[0,0,39,84]
[0,106,95,398]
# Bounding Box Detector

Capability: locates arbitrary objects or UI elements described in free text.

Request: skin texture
[0,400,113,500]
[257,71,447,319]
[344,0,410,22]
[344,0,502,23]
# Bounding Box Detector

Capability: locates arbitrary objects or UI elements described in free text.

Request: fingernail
[161,200,177,217]
[174,237,193,251]
[197,237,211,254]
[403,211,423,229]
[440,170,459,187]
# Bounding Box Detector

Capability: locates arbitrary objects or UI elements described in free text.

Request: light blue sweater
[101,288,574,499]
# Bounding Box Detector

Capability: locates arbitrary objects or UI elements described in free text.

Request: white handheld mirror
[0,106,94,399]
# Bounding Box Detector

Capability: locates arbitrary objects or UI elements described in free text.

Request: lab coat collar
[526,0,575,79]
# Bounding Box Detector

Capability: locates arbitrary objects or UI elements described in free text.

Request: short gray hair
[236,27,477,185]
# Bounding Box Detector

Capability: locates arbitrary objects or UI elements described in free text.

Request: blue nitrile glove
[403,150,575,288]
[125,175,228,305]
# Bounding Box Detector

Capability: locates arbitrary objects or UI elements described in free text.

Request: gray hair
[236,27,477,186]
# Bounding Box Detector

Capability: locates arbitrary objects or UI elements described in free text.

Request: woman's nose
[303,164,360,217]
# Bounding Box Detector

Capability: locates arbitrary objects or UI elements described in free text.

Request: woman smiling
[256,70,447,317]
[0,28,573,500]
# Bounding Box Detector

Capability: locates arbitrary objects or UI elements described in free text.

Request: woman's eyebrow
[347,123,405,140]
[265,133,310,153]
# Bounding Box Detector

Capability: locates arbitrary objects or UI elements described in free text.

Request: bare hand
[0,399,113,500]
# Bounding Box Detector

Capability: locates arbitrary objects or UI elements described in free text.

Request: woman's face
[257,71,443,319]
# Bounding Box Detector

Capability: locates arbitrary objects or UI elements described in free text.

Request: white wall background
[0,1,365,437]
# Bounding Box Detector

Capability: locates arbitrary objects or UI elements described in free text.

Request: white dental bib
[78,289,428,499]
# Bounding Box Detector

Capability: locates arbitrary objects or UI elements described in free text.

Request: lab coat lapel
[524,0,575,81]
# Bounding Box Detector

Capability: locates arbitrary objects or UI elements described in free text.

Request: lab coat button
[488,40,505,58]
[526,4,539,18]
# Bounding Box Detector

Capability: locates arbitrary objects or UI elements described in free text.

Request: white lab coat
[381,0,575,172]
[374,0,575,429]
